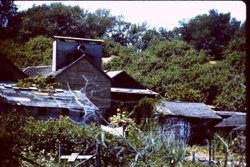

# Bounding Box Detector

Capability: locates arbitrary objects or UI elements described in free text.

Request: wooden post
[192,151,195,162]
[209,140,211,164]
[58,143,62,163]
[95,142,100,167]
[212,143,215,161]
[224,149,228,167]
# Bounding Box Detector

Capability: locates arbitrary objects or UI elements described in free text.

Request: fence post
[224,149,228,167]
[192,151,195,162]
[58,143,62,163]
[209,140,211,164]
[212,143,215,161]
[95,142,100,167]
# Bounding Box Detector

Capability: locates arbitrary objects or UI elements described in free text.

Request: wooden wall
[54,57,111,112]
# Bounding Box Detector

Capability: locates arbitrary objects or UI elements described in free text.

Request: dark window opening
[80,111,84,117]
[38,108,46,116]
[61,108,69,116]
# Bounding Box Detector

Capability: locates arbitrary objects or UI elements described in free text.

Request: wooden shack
[155,101,222,145]
[52,55,111,112]
[106,70,158,113]
[51,36,111,113]
[215,112,246,138]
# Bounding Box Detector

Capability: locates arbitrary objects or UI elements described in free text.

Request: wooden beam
[60,154,94,160]
[53,35,104,43]
[67,153,79,162]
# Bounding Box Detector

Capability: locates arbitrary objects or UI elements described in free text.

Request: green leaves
[179,9,241,60]
[0,36,52,68]
[105,36,246,111]
[15,75,61,90]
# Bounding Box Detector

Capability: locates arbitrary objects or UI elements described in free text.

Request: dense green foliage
[15,75,61,90]
[0,3,246,111]
[104,36,246,111]
[0,109,192,166]
[179,9,241,60]
[0,107,245,166]
[0,3,246,166]
[0,36,52,67]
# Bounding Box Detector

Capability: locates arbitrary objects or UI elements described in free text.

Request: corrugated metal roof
[0,84,98,112]
[111,87,158,95]
[155,101,221,119]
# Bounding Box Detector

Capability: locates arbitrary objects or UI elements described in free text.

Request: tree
[0,0,18,38]
[179,9,241,60]
[22,36,53,66]
[16,3,117,41]
[0,0,17,27]
[110,19,149,51]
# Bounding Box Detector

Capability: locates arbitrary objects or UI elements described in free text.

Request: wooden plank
[60,155,71,159]
[67,153,79,162]
[54,35,104,43]
[60,155,94,160]
[77,155,94,160]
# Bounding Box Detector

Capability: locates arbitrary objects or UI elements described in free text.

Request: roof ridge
[51,54,112,81]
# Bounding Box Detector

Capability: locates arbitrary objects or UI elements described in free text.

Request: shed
[51,55,112,113]
[47,36,112,114]
[0,83,99,124]
[106,70,158,114]
[215,113,246,139]
[155,101,221,145]
[215,114,246,129]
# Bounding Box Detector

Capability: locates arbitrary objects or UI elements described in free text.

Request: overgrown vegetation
[0,107,245,166]
[15,75,61,90]
[0,1,246,166]
[0,2,245,111]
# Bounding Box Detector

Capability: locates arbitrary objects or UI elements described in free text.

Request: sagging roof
[155,101,221,119]
[111,87,158,96]
[23,65,52,77]
[0,84,98,112]
[215,114,246,128]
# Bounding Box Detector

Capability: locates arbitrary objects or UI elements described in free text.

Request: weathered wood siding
[55,57,111,111]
